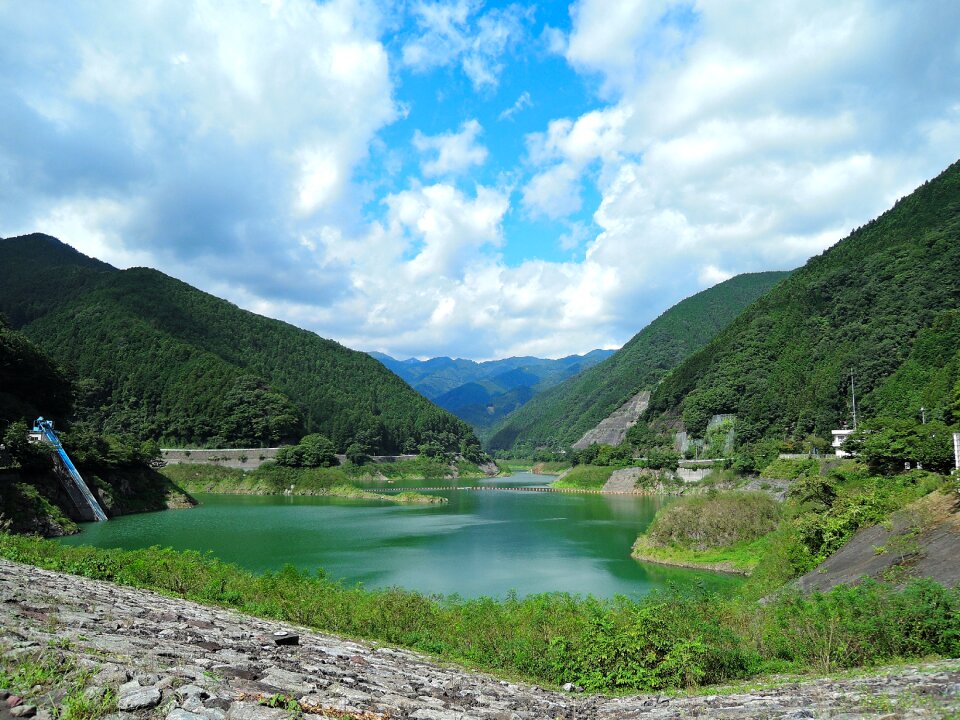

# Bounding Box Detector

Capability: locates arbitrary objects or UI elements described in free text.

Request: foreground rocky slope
[2,559,959,719]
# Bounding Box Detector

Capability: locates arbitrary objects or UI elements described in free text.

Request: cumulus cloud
[4,0,960,362]
[0,0,395,300]
[513,0,960,342]
[401,1,532,90]
[413,119,488,177]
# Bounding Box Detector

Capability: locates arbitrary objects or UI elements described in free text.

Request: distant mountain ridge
[0,234,479,454]
[369,349,615,430]
[487,271,792,451]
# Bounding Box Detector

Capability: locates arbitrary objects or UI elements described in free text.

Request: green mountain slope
[647,159,960,442]
[861,309,960,425]
[487,271,791,451]
[0,234,477,453]
[0,319,74,430]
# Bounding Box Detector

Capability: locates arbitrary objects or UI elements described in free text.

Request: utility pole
[921,406,926,424]
[850,371,858,430]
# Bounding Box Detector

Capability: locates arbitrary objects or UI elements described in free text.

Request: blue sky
[2,1,960,360]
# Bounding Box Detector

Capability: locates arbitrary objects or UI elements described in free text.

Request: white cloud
[413,119,488,177]
[498,91,532,121]
[5,0,960,364]
[522,163,582,219]
[401,1,531,90]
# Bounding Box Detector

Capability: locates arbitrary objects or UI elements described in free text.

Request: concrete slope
[572,390,650,450]
[793,490,960,594]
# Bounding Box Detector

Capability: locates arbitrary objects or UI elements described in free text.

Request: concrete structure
[954,432,960,471]
[832,428,855,458]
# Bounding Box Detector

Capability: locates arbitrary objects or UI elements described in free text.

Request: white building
[831,428,855,458]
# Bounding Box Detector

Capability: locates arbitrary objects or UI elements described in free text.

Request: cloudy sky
[2,1,960,360]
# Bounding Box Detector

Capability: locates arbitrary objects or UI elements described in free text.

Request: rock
[175,685,210,701]
[271,631,298,646]
[167,709,208,720]
[10,705,36,718]
[225,702,289,720]
[117,686,162,711]
[82,687,107,702]
[33,710,52,720]
[561,683,574,692]
[6,695,23,708]
[93,667,130,687]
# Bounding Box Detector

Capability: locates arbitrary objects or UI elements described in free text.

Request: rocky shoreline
[2,559,959,719]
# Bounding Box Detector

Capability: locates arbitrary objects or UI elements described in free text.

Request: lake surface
[58,472,740,599]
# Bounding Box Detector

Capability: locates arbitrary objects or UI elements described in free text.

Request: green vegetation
[161,457,487,495]
[275,434,338,468]
[760,458,822,480]
[552,464,615,490]
[2,534,958,692]
[161,464,444,504]
[0,645,116,720]
[646,492,781,551]
[648,160,960,443]
[487,271,789,451]
[633,461,950,591]
[0,234,480,454]
[633,492,781,574]
[846,418,957,474]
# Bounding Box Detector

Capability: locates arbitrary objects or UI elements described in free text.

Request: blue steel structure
[32,417,108,522]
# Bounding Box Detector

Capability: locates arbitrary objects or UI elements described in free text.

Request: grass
[632,534,774,575]
[0,646,116,720]
[552,464,615,490]
[532,461,572,475]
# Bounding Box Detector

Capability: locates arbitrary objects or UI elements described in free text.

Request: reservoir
[58,472,739,599]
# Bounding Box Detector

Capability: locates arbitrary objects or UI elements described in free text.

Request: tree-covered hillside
[0,234,478,453]
[0,319,74,431]
[487,271,791,451]
[647,159,960,442]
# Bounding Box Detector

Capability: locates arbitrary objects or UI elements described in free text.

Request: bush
[647,492,782,550]
[275,434,338,468]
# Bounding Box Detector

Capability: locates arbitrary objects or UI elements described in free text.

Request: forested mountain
[0,234,478,453]
[370,350,614,430]
[487,271,791,451]
[646,159,960,443]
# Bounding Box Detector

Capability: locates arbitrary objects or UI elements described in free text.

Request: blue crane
[32,417,108,522]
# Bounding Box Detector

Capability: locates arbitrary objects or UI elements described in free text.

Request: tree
[217,376,302,447]
[275,434,338,468]
[345,442,369,465]
[846,418,955,474]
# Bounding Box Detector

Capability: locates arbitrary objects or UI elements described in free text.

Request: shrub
[647,492,782,550]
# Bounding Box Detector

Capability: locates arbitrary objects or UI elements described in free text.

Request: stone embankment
[2,560,959,719]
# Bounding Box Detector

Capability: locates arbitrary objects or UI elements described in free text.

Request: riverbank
[631,535,767,575]
[160,463,462,502]
[2,556,959,719]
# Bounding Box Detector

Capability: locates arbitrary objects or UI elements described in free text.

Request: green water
[59,472,740,599]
